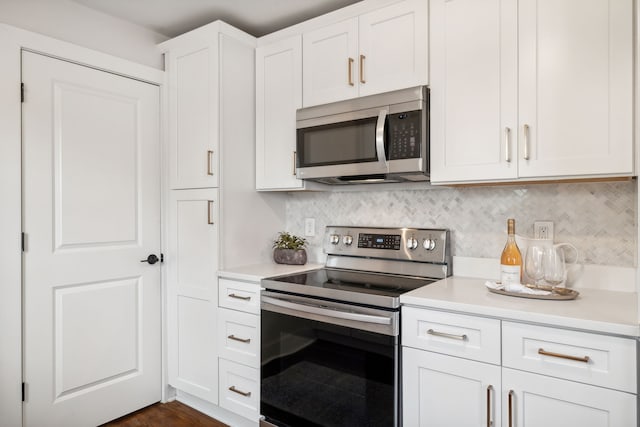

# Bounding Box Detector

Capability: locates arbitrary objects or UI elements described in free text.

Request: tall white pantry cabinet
[160,21,285,412]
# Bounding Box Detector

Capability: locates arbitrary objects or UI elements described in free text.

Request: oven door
[296,107,390,180]
[260,291,399,427]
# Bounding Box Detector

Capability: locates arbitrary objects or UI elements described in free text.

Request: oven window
[297,117,379,167]
[261,310,397,427]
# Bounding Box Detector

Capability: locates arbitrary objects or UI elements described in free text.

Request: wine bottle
[500,218,522,285]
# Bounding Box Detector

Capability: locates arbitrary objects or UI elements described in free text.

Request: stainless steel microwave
[296,86,429,184]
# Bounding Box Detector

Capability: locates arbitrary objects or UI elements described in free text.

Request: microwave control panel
[388,110,423,160]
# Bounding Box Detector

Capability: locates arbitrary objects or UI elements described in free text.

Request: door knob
[141,254,160,264]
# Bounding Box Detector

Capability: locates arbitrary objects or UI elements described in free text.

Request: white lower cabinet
[503,368,637,427]
[217,277,261,422]
[403,347,501,427]
[219,359,260,421]
[402,307,638,427]
[167,189,219,403]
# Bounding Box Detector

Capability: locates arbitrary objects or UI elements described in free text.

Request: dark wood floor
[100,401,229,427]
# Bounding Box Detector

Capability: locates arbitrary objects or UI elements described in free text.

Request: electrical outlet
[304,218,315,237]
[534,221,554,240]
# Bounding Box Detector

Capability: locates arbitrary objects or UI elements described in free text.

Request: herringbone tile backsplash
[285,181,637,267]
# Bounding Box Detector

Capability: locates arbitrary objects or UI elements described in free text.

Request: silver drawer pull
[538,348,590,363]
[207,150,214,175]
[229,293,251,301]
[228,335,251,343]
[427,328,468,341]
[229,386,251,397]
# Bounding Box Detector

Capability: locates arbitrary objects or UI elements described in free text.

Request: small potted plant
[273,231,308,265]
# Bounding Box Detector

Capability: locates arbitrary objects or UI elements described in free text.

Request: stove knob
[406,237,418,250]
[343,235,353,246]
[423,238,436,251]
[330,234,340,245]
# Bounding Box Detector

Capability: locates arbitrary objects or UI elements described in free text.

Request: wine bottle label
[500,265,521,285]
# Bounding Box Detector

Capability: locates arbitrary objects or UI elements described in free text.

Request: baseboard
[176,390,258,427]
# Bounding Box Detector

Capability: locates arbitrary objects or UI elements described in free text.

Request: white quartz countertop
[218,263,324,283]
[400,276,639,337]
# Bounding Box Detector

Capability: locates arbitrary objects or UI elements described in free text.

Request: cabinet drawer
[218,358,259,421]
[402,307,501,364]
[218,308,259,368]
[502,322,637,393]
[218,278,260,314]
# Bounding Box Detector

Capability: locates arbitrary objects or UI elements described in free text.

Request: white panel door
[503,368,637,427]
[166,40,219,189]
[358,0,427,97]
[518,0,633,178]
[429,0,518,183]
[256,36,305,190]
[403,347,501,427]
[166,189,219,403]
[303,18,359,107]
[22,51,161,427]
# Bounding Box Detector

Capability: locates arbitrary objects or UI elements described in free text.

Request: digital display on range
[358,233,401,250]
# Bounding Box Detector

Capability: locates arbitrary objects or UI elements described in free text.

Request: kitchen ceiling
[70,0,362,38]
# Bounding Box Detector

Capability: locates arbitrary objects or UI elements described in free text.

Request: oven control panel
[324,226,451,265]
[357,233,402,250]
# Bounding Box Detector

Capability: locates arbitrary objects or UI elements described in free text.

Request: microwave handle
[375,109,389,169]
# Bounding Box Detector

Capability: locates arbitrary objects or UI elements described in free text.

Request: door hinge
[160,253,164,263]
[22,382,26,402]
[21,83,24,103]
[21,232,26,252]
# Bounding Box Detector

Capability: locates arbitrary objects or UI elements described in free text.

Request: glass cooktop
[261,268,435,309]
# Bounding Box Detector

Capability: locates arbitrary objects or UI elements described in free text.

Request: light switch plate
[304,218,315,236]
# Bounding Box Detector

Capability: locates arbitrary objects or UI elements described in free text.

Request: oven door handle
[262,296,392,325]
[375,109,389,170]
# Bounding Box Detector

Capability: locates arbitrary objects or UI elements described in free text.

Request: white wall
[0,0,167,69]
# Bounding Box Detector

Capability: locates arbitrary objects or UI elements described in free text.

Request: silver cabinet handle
[348,57,355,86]
[508,390,515,427]
[229,293,251,301]
[262,296,391,325]
[359,54,366,84]
[292,151,297,176]
[207,200,214,225]
[523,124,530,160]
[228,335,251,343]
[538,348,590,363]
[229,386,251,397]
[375,109,389,170]
[427,328,468,341]
[207,150,214,175]
[504,127,511,162]
[487,385,493,427]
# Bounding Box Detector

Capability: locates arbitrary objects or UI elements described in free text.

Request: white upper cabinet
[302,0,428,107]
[255,35,306,190]
[303,18,359,107]
[517,0,633,178]
[357,0,428,97]
[430,0,518,183]
[430,0,633,184]
[165,38,220,189]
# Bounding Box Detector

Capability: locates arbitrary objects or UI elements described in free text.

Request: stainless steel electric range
[260,226,452,427]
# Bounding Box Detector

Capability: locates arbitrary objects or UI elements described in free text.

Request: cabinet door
[403,347,501,427]
[429,0,518,183]
[518,0,633,178]
[303,18,358,106]
[167,189,219,403]
[358,0,427,97]
[256,36,305,190]
[503,368,637,427]
[165,40,219,189]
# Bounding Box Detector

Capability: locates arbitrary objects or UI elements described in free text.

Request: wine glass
[544,246,567,287]
[525,245,545,285]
